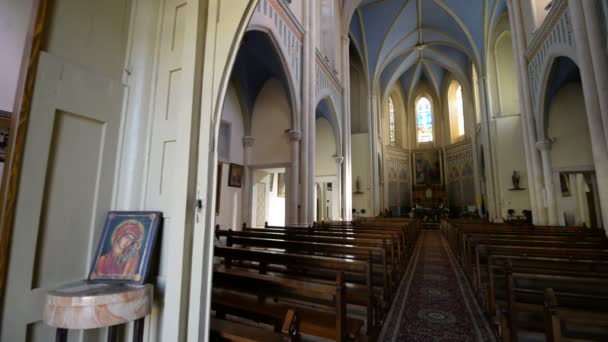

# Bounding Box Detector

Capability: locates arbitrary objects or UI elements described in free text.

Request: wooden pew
[500,264,608,342]
[212,266,363,341]
[216,230,399,288]
[485,254,608,316]
[210,309,298,342]
[216,233,393,300]
[476,244,608,297]
[443,221,605,258]
[317,220,419,258]
[440,219,608,341]
[461,235,608,280]
[214,246,380,332]
[257,224,407,271]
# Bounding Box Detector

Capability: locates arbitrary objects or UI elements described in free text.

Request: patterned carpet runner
[379,230,497,341]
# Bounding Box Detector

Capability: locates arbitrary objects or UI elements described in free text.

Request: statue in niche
[512,171,521,190]
[354,176,364,194]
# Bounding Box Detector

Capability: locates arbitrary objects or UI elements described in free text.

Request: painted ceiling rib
[353,0,508,102]
[422,61,440,97]
[432,0,481,71]
[417,0,423,45]
[373,0,413,78]
[408,62,423,98]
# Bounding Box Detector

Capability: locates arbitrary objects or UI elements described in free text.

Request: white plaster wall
[495,33,520,115]
[352,133,371,215]
[350,61,368,133]
[216,83,245,230]
[494,116,531,218]
[548,83,593,169]
[0,0,35,111]
[251,79,291,165]
[316,117,337,176]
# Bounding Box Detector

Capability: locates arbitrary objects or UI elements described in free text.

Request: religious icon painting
[228,163,243,188]
[89,211,162,284]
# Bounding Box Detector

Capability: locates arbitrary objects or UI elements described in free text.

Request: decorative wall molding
[445,138,475,207]
[526,0,574,111]
[316,50,344,132]
[384,145,409,161]
[445,138,473,163]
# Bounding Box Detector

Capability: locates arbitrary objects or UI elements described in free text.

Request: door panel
[2,52,122,341]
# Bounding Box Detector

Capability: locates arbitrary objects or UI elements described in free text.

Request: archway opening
[217,30,294,229]
[314,99,339,222]
[545,57,600,228]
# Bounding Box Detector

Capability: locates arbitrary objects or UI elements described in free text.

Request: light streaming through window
[456,85,465,136]
[416,97,433,143]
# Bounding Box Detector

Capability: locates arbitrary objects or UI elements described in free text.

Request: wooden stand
[43,282,153,342]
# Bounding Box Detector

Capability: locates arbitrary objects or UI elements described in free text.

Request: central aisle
[379,230,497,341]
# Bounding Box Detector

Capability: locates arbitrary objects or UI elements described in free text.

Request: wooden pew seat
[210,311,298,342]
[212,266,363,341]
[212,290,364,341]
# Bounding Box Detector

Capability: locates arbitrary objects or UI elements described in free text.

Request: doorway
[252,167,286,227]
[558,171,602,228]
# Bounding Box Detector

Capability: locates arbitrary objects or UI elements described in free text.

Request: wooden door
[1,1,129,340]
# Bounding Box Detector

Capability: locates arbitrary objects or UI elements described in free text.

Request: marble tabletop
[44,281,153,329]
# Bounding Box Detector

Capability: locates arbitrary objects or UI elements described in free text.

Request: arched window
[448,81,465,142]
[416,97,433,143]
[388,96,396,145]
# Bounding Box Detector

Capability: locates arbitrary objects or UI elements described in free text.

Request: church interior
[2,0,608,341]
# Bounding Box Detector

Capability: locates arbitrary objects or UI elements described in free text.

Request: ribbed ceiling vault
[345,0,507,100]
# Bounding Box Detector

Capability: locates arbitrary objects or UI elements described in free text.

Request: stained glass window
[416,97,433,143]
[389,96,396,145]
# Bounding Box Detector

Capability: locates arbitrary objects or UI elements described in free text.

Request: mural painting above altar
[413,149,443,187]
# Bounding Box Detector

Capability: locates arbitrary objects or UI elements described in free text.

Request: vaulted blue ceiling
[232,31,292,121]
[349,0,507,101]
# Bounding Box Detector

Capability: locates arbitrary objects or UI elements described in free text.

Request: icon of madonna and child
[89,212,162,284]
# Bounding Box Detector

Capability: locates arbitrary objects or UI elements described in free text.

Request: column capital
[288,129,302,141]
[536,139,555,151]
[242,136,255,147]
[334,156,344,165]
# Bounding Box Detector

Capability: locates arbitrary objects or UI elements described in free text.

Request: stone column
[369,94,381,215]
[335,156,344,220]
[300,0,312,225]
[306,0,318,225]
[569,0,608,229]
[241,136,255,226]
[341,35,353,221]
[506,0,546,224]
[288,130,301,225]
[536,139,558,225]
[478,76,499,220]
[582,0,608,148]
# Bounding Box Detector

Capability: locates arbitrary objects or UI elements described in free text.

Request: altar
[413,184,446,208]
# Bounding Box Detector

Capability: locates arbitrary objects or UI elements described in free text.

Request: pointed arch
[447,80,465,142]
